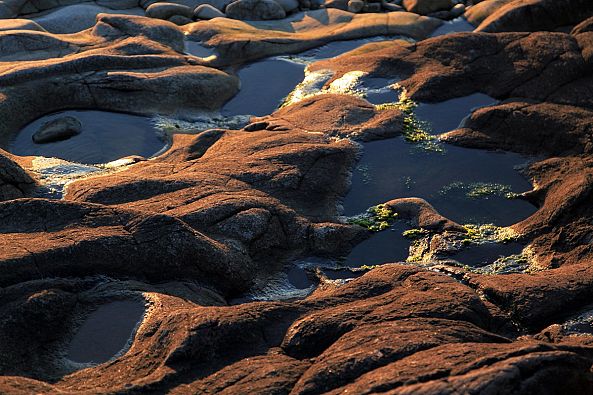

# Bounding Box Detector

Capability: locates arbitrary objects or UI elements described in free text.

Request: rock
[195,0,233,11]
[0,14,239,146]
[385,198,464,232]
[185,9,442,65]
[251,94,405,141]
[193,3,225,18]
[363,1,381,12]
[310,31,585,103]
[0,19,46,32]
[347,0,363,12]
[5,4,593,394]
[465,0,512,26]
[477,0,593,32]
[403,0,452,15]
[145,2,193,19]
[573,16,593,34]
[274,0,298,13]
[225,0,286,20]
[442,101,593,157]
[168,13,193,23]
[381,1,403,11]
[0,153,35,201]
[96,0,140,9]
[32,4,144,34]
[450,2,464,16]
[324,0,348,10]
[32,116,82,144]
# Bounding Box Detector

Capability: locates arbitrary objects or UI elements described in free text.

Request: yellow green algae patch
[375,88,443,152]
[347,203,398,232]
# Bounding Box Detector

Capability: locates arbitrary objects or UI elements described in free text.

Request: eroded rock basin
[67,299,145,365]
[8,110,167,165]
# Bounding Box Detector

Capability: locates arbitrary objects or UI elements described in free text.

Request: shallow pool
[67,300,145,365]
[9,110,167,165]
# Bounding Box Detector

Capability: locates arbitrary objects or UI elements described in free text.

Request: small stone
[324,0,349,10]
[347,0,364,13]
[145,2,193,20]
[96,0,140,9]
[168,14,193,24]
[403,0,452,15]
[194,0,234,11]
[193,3,225,18]
[32,116,82,144]
[450,2,465,17]
[225,0,286,20]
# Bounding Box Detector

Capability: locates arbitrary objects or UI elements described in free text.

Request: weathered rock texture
[184,9,443,65]
[3,6,593,395]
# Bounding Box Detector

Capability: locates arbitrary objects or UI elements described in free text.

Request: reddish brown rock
[310,31,586,103]
[250,94,405,142]
[3,6,593,395]
[476,0,593,33]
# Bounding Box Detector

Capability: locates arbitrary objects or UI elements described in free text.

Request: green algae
[375,88,444,152]
[474,252,535,275]
[439,181,520,200]
[348,203,398,232]
[461,224,516,245]
[402,228,430,240]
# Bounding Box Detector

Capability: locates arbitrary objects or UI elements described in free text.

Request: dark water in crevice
[449,241,525,267]
[415,93,496,134]
[341,221,410,268]
[67,300,145,365]
[9,110,167,165]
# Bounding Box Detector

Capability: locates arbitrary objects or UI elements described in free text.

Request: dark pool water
[341,221,410,267]
[449,241,525,267]
[67,300,145,364]
[221,57,306,116]
[430,17,474,37]
[343,138,535,226]
[415,93,496,134]
[10,110,166,165]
